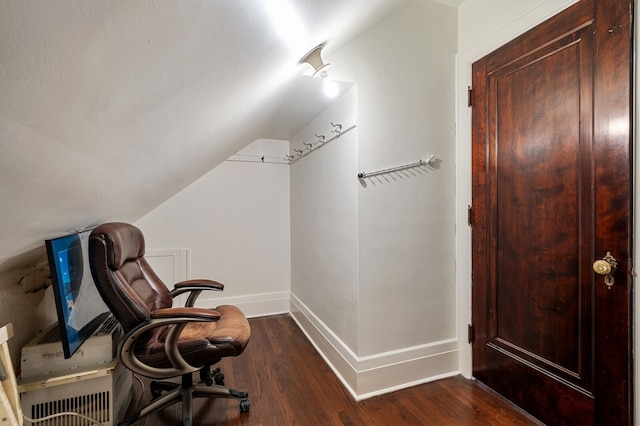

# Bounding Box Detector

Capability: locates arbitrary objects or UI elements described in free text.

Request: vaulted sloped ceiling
[0,0,423,268]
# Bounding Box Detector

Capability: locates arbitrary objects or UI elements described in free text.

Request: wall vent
[35,326,61,345]
[95,316,119,335]
[20,361,132,426]
[30,391,110,425]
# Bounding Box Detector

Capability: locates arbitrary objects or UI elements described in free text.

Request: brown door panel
[471,0,632,424]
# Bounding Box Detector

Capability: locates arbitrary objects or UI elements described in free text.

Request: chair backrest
[89,222,173,333]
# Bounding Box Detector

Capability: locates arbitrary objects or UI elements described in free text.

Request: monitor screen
[45,229,110,358]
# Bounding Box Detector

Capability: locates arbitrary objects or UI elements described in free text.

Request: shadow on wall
[0,246,47,274]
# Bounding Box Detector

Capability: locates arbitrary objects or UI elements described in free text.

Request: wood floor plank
[130,314,542,425]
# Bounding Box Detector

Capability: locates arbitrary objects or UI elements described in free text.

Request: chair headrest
[91,222,145,269]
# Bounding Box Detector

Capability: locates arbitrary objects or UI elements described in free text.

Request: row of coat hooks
[286,121,356,163]
[226,121,356,165]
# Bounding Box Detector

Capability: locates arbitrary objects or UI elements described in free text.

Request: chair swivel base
[120,372,249,426]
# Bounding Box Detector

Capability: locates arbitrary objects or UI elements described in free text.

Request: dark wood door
[471,0,633,424]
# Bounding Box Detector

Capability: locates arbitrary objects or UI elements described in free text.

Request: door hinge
[467,86,473,107]
[468,324,475,344]
[467,205,473,226]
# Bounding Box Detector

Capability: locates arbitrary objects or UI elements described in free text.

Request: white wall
[333,0,458,357]
[290,87,359,352]
[341,0,458,358]
[458,0,578,53]
[135,139,291,317]
[291,0,459,399]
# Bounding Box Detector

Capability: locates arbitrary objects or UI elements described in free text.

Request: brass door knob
[593,259,613,275]
[593,252,618,289]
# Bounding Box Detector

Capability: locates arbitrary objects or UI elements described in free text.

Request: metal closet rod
[227,154,289,165]
[357,155,435,179]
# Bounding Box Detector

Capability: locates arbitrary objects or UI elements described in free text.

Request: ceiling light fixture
[300,43,339,98]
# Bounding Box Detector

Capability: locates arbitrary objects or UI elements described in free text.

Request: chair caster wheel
[240,399,250,413]
[214,372,225,385]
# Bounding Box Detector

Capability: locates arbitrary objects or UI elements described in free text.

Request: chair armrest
[151,307,221,320]
[170,279,225,307]
[119,308,220,379]
[174,279,224,291]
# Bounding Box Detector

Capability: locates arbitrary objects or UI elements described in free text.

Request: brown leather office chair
[89,222,251,426]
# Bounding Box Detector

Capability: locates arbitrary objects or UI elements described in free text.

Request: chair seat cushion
[136,305,251,369]
[181,305,251,352]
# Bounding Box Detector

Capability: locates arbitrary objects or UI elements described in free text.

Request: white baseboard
[194,291,290,318]
[290,293,460,400]
[190,290,459,399]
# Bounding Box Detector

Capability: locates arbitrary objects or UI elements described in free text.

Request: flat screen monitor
[45,229,110,359]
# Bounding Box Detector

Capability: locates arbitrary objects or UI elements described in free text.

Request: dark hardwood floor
[129,314,542,425]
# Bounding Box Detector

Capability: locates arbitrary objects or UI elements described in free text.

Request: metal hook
[285,155,294,161]
[331,122,342,134]
[294,149,303,157]
[315,133,326,143]
[424,154,435,165]
[303,142,313,150]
